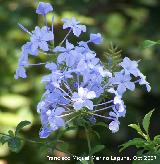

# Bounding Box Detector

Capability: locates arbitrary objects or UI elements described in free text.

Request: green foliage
[15,120,31,136]
[141,40,160,49]
[119,109,160,163]
[0,134,22,153]
[1,0,160,163]
[142,109,154,134]
[128,124,144,137]
[103,43,122,72]
[90,145,105,155]
[0,120,31,153]
[142,40,157,49]
[119,138,146,152]
[7,137,23,153]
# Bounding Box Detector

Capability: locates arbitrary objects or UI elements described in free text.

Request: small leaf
[128,124,144,137]
[0,135,10,145]
[8,137,23,153]
[142,109,154,134]
[142,40,157,49]
[119,138,146,152]
[15,120,31,136]
[90,145,105,155]
[8,130,14,137]
[154,135,160,144]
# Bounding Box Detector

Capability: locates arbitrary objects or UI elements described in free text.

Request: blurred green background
[0,0,160,163]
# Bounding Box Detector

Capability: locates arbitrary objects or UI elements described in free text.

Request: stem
[44,15,48,28]
[59,29,72,46]
[93,100,113,107]
[58,87,72,98]
[65,114,80,125]
[82,111,109,120]
[51,16,55,48]
[52,16,54,35]
[77,73,80,88]
[18,23,32,35]
[57,111,75,118]
[0,132,43,144]
[93,105,115,112]
[134,79,140,84]
[28,62,46,66]
[0,132,74,156]
[63,81,73,94]
[84,126,94,164]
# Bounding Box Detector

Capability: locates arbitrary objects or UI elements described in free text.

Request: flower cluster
[15,2,151,138]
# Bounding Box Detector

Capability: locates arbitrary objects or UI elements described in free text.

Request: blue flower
[54,40,79,67]
[45,62,57,71]
[120,57,139,77]
[31,26,54,52]
[109,72,135,95]
[18,48,29,67]
[39,127,52,138]
[36,2,53,16]
[48,107,65,131]
[109,120,120,133]
[75,41,91,54]
[15,2,152,137]
[89,33,103,44]
[76,52,100,72]
[138,71,151,92]
[95,66,112,77]
[72,87,96,110]
[18,42,39,67]
[54,39,74,51]
[14,66,27,79]
[108,104,126,133]
[108,88,125,113]
[62,17,86,37]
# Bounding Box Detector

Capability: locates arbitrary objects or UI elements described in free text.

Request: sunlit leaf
[119,138,146,152]
[15,121,31,136]
[142,40,157,49]
[8,130,14,137]
[128,124,144,137]
[142,109,154,134]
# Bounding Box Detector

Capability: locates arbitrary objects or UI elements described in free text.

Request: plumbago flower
[72,87,96,110]
[62,17,86,37]
[15,2,151,138]
[36,2,53,16]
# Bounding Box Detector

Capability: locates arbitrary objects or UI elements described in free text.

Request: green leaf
[8,137,23,153]
[90,145,105,155]
[154,135,160,144]
[142,109,154,134]
[0,135,10,145]
[142,40,157,49]
[128,124,144,137]
[119,138,146,152]
[15,120,31,136]
[8,130,14,137]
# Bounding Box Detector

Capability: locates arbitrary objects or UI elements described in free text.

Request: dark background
[0,0,160,163]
